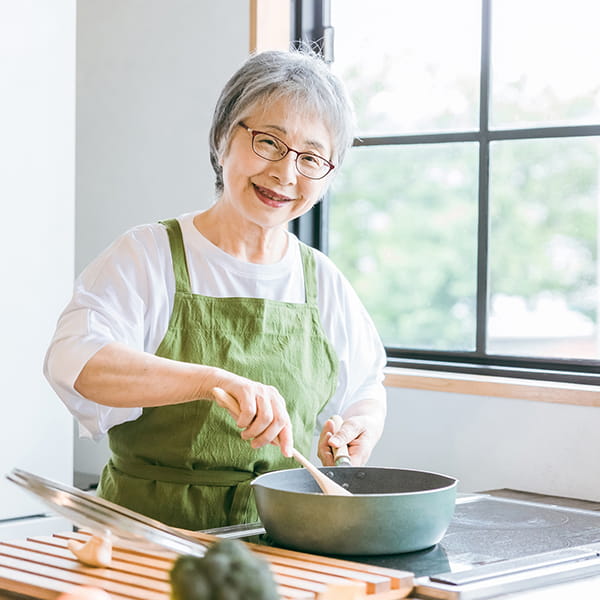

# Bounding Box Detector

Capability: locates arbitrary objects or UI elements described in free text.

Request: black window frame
[291,0,600,386]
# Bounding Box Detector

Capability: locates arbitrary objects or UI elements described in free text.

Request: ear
[218,146,229,167]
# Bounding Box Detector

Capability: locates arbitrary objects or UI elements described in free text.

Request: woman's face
[219,98,334,231]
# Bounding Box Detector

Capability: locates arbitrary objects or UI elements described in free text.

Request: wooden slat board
[187,531,414,596]
[0,531,414,600]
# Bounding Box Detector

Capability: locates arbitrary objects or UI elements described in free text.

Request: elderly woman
[44,49,386,530]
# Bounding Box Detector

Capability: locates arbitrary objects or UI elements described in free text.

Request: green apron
[97,218,339,530]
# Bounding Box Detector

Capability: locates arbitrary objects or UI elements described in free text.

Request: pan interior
[253,467,457,496]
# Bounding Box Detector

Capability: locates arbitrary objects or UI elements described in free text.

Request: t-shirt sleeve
[43,224,172,440]
[312,251,387,432]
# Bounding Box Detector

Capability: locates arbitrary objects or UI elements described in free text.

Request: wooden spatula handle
[330,415,352,466]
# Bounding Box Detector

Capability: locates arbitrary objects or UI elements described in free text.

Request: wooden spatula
[211,387,352,496]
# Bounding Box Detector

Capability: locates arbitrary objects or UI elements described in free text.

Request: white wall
[76,0,249,273]
[0,0,75,519]
[74,0,250,476]
[369,387,600,502]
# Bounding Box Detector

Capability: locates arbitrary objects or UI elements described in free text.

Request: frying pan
[251,466,457,555]
[211,387,457,555]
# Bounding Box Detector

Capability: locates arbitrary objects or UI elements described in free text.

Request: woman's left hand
[317,397,386,466]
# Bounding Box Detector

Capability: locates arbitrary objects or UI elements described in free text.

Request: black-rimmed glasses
[238,122,335,180]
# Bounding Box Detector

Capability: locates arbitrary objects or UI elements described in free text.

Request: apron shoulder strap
[160,219,192,294]
[298,242,318,306]
[161,222,317,303]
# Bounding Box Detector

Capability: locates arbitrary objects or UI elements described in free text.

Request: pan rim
[251,466,458,497]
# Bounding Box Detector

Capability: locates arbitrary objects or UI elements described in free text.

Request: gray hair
[209,48,356,195]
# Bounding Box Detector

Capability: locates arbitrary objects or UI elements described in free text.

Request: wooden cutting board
[0,530,414,600]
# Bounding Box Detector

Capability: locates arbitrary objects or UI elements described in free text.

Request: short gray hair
[209,48,356,195]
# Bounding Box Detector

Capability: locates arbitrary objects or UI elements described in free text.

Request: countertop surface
[2,489,600,599]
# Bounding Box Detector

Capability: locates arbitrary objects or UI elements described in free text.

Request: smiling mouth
[253,184,295,206]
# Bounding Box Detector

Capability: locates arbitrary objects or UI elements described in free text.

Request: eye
[257,136,277,147]
[300,153,324,167]
[254,133,285,156]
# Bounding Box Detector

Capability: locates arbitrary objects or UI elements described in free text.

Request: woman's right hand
[73,344,294,457]
[208,377,294,458]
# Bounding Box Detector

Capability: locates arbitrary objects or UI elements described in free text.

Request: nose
[267,152,298,185]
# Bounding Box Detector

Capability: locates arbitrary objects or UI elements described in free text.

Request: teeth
[258,186,289,202]
[265,192,282,201]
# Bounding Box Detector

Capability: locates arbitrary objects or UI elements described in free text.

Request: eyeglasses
[238,122,335,180]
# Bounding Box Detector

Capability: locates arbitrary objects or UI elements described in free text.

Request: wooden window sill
[384,367,600,407]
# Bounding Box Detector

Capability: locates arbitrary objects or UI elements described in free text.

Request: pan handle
[330,415,352,466]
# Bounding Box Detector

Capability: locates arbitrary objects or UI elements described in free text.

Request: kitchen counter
[2,489,600,599]
[488,574,600,599]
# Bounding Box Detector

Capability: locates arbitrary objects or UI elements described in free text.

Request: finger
[330,414,344,432]
[327,415,351,465]
[276,422,294,458]
[346,440,369,466]
[345,430,375,466]
[329,419,361,448]
[236,392,258,429]
[241,393,274,440]
[248,403,291,448]
[327,414,344,446]
[317,420,335,448]
[317,431,336,466]
[249,416,287,449]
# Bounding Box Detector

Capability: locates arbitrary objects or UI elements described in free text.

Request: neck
[193,206,288,264]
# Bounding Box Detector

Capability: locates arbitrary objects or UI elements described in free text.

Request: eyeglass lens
[252,132,331,179]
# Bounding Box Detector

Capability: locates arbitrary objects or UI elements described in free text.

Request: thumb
[327,415,352,465]
[329,429,351,447]
[328,414,355,446]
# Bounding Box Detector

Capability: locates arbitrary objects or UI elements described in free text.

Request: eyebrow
[262,124,328,155]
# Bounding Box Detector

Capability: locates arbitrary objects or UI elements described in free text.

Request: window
[292,0,600,384]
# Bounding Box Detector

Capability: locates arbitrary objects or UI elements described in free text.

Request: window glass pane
[491,0,600,129]
[331,0,481,136]
[488,137,599,359]
[329,143,479,350]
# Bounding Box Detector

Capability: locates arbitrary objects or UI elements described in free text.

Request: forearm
[74,342,222,408]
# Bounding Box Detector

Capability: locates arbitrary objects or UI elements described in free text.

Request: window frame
[292,0,600,386]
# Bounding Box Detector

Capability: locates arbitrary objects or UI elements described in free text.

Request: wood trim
[384,367,600,407]
[249,0,258,52]
[249,0,291,53]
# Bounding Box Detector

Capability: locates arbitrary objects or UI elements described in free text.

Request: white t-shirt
[44,212,387,441]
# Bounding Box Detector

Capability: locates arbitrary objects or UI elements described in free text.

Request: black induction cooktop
[343,494,600,575]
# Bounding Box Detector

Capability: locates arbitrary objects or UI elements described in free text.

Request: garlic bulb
[67,535,112,568]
